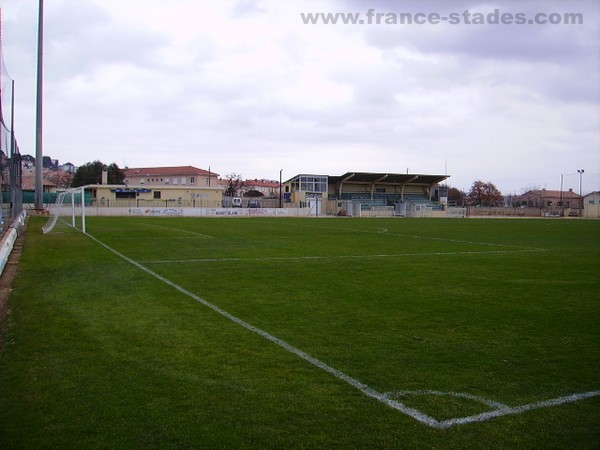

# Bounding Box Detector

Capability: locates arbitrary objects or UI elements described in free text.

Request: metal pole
[279,169,283,208]
[71,190,75,227]
[34,0,44,209]
[577,169,584,216]
[81,186,86,233]
[9,80,16,217]
[559,174,563,217]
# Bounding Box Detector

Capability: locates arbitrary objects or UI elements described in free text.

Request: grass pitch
[0,216,598,448]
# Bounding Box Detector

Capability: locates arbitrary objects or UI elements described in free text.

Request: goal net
[363,206,395,218]
[408,204,433,218]
[42,186,87,234]
[447,207,467,218]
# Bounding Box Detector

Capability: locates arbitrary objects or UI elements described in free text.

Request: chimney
[102,169,108,185]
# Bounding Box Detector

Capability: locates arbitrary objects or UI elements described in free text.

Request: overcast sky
[0,0,598,194]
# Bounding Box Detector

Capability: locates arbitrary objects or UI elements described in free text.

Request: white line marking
[438,390,600,429]
[387,390,509,409]
[83,231,599,429]
[140,249,546,264]
[262,220,544,251]
[139,222,214,238]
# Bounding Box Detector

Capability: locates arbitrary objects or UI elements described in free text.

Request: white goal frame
[362,206,395,218]
[42,186,87,234]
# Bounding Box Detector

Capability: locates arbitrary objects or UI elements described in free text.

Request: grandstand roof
[328,172,449,186]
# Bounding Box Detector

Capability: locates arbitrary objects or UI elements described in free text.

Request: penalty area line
[140,249,546,265]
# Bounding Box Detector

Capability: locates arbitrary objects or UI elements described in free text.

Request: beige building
[583,191,600,218]
[89,184,223,208]
[123,166,220,188]
[514,189,581,209]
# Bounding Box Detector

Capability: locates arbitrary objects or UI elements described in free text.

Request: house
[123,166,220,188]
[243,179,280,197]
[22,175,57,193]
[514,189,581,209]
[59,162,77,173]
[583,191,600,218]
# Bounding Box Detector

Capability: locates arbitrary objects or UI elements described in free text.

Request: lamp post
[279,169,283,208]
[577,169,584,217]
[34,0,44,209]
[559,174,564,217]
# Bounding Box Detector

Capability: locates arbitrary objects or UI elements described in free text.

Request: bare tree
[224,173,245,197]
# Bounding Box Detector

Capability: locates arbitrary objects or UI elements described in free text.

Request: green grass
[1,216,598,448]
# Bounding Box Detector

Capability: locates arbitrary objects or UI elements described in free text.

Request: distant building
[243,179,279,197]
[59,162,77,173]
[583,191,600,218]
[21,154,35,170]
[514,189,581,209]
[123,166,220,188]
[22,175,57,193]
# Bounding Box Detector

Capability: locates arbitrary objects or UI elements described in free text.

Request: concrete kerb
[0,211,27,276]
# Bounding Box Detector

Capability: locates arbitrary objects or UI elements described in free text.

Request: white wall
[81,207,313,217]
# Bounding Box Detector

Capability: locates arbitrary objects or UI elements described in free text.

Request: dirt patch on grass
[0,228,25,351]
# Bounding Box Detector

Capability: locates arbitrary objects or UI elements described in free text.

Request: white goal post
[42,186,87,234]
[362,206,395,218]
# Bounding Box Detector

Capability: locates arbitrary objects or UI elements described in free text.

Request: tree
[467,180,503,207]
[447,187,467,206]
[71,161,125,187]
[224,173,245,197]
[244,189,264,198]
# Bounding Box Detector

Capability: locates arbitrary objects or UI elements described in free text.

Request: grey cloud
[44,1,169,79]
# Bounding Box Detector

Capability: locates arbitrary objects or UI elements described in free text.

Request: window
[154,191,161,199]
[299,176,327,193]
[116,191,136,199]
[181,177,187,185]
[190,177,195,184]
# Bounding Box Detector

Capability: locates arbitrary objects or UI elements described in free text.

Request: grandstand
[284,172,448,216]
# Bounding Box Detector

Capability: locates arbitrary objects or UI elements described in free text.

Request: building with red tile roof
[123,166,220,188]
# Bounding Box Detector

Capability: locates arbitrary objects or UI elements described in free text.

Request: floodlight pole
[577,169,584,217]
[279,169,283,208]
[34,0,44,209]
[559,174,564,217]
